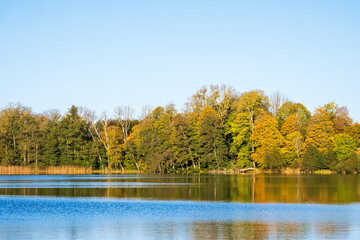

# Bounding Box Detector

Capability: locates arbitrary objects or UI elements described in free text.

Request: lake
[1,174,360,239]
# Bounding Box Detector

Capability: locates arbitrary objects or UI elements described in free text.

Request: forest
[1,85,359,174]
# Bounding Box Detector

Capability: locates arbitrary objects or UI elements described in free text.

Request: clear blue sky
[1,0,359,121]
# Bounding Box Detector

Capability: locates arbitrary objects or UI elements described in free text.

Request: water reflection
[0,174,360,203]
[0,197,358,240]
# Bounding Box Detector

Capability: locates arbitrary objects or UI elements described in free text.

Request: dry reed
[0,165,91,175]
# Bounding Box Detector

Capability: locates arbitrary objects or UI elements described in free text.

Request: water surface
[1,174,359,239]
[1,174,359,203]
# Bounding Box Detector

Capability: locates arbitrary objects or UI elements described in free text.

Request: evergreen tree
[171,114,197,169]
[58,106,93,167]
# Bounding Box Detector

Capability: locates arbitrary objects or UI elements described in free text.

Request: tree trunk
[35,145,38,168]
[119,162,124,172]
[250,113,255,168]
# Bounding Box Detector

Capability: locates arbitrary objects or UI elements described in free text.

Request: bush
[263,148,286,172]
[323,149,337,170]
[334,152,360,174]
[301,147,323,173]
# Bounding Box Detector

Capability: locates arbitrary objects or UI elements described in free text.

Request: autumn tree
[230,90,270,167]
[186,85,238,122]
[321,102,338,120]
[124,124,143,171]
[0,104,43,167]
[333,106,353,134]
[276,101,311,134]
[281,114,304,165]
[125,105,176,173]
[107,125,125,170]
[229,112,252,168]
[353,123,360,147]
[304,109,336,153]
[251,114,285,168]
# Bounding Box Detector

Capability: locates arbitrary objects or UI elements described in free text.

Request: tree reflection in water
[0,174,359,204]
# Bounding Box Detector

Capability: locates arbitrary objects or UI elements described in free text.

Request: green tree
[323,149,337,170]
[197,107,227,170]
[42,112,61,166]
[301,147,323,173]
[263,147,286,171]
[170,114,197,169]
[334,153,359,174]
[0,104,35,166]
[229,112,252,168]
[57,106,94,167]
[231,90,270,167]
[334,133,357,161]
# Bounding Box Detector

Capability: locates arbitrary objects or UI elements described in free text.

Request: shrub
[263,148,286,172]
[334,153,360,174]
[301,147,323,173]
[323,149,337,170]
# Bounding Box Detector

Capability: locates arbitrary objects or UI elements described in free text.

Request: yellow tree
[232,90,270,167]
[304,109,336,153]
[229,112,252,168]
[251,114,285,168]
[185,84,238,123]
[125,124,145,171]
[281,114,304,165]
[107,125,124,170]
[276,101,311,134]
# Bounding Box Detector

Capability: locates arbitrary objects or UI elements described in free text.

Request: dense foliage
[1,85,359,173]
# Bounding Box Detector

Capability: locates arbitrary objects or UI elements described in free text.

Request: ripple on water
[0,196,360,240]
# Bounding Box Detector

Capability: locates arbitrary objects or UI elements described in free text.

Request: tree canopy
[0,86,359,174]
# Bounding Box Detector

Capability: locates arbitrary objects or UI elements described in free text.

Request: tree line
[1,85,359,173]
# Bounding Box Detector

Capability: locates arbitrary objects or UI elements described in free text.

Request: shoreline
[0,165,339,175]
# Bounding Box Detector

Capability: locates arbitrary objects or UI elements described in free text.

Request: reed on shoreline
[0,166,143,175]
[0,166,91,175]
